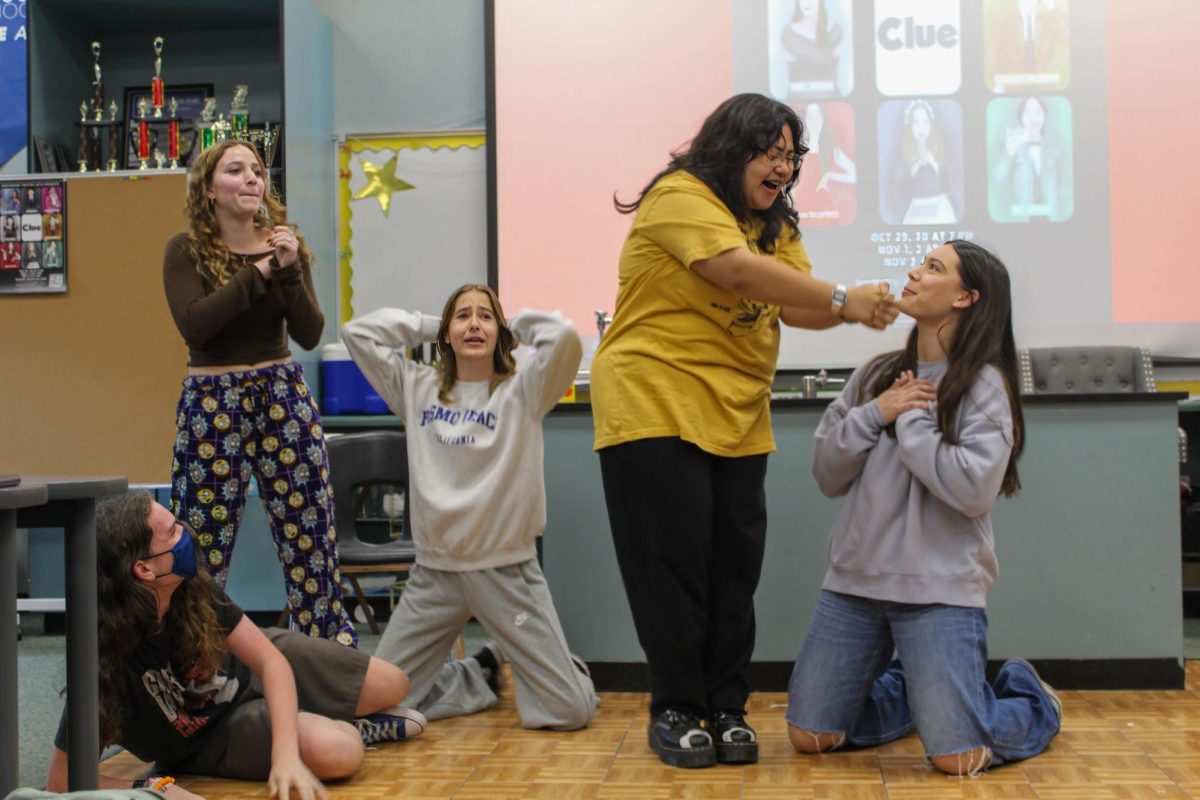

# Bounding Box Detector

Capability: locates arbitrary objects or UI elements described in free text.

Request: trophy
[199,97,217,150]
[230,84,249,135]
[107,101,120,171]
[213,113,230,144]
[136,97,150,169]
[259,122,276,165]
[77,99,90,171]
[153,147,165,170]
[90,42,104,121]
[151,36,165,119]
[168,97,180,168]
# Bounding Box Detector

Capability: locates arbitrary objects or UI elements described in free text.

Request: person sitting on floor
[46,491,425,800]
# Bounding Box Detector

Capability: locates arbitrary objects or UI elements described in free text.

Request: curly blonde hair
[184,139,314,285]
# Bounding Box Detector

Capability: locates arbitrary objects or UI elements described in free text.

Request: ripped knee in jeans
[787,725,846,754]
[929,746,992,776]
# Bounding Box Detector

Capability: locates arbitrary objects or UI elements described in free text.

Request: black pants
[599,436,768,719]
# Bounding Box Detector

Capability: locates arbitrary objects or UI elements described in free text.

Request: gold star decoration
[351,154,414,216]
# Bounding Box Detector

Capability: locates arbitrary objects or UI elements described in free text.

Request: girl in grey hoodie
[785,240,1060,776]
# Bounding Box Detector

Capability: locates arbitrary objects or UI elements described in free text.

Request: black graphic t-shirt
[55,588,252,767]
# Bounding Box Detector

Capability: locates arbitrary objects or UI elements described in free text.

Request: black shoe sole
[715,740,759,763]
[648,727,717,769]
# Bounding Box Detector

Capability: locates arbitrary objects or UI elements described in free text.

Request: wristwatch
[830,284,848,317]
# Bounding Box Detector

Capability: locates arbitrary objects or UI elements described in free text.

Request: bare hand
[876,370,937,424]
[267,225,300,269]
[268,755,328,800]
[843,282,899,330]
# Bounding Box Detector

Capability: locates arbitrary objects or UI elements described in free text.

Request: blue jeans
[786,591,1059,765]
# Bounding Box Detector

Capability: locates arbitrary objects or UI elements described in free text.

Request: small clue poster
[0,178,66,294]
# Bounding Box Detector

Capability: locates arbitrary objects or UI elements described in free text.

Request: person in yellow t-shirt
[590,93,897,770]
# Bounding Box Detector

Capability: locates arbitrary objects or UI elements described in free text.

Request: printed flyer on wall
[0,180,67,294]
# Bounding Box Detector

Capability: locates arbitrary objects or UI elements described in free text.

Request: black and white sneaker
[707,709,758,763]
[353,705,427,746]
[647,709,716,768]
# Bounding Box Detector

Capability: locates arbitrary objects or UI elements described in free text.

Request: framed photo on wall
[122,83,212,169]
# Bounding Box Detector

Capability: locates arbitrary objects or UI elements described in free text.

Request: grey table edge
[0,483,49,797]
[15,475,128,792]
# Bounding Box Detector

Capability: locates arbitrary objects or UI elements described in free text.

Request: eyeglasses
[761,145,802,171]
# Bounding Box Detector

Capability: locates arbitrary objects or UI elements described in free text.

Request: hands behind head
[876,370,937,424]
[843,282,899,330]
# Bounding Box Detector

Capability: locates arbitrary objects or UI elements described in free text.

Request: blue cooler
[320,343,389,415]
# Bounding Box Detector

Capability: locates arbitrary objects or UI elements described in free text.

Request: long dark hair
[96,492,228,748]
[857,240,1024,496]
[434,284,517,403]
[614,93,807,254]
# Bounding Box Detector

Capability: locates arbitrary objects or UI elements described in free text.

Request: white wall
[314,0,486,133]
[310,0,489,308]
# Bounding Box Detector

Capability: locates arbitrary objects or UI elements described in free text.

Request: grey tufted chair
[1018,346,1185,463]
[1017,346,1156,394]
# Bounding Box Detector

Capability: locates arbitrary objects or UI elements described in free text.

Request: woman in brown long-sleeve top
[163,139,356,646]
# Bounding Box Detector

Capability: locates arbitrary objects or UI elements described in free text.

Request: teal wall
[541,399,1183,664]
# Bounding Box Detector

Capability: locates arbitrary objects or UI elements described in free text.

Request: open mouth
[763,179,781,192]
[464,336,487,346]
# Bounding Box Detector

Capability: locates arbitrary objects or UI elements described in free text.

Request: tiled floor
[99,661,1200,799]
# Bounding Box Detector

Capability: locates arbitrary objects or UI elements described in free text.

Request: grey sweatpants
[374,558,598,730]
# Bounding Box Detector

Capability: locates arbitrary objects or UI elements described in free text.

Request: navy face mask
[143,522,199,580]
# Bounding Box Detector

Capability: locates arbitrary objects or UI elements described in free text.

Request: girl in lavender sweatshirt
[786,240,1060,775]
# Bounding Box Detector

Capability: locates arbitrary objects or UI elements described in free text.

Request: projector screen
[491,0,1200,368]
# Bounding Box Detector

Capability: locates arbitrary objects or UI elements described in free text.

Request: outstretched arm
[226,617,328,800]
[693,247,897,329]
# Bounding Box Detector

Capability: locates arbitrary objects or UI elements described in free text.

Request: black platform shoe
[647,709,716,768]
[708,709,758,763]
